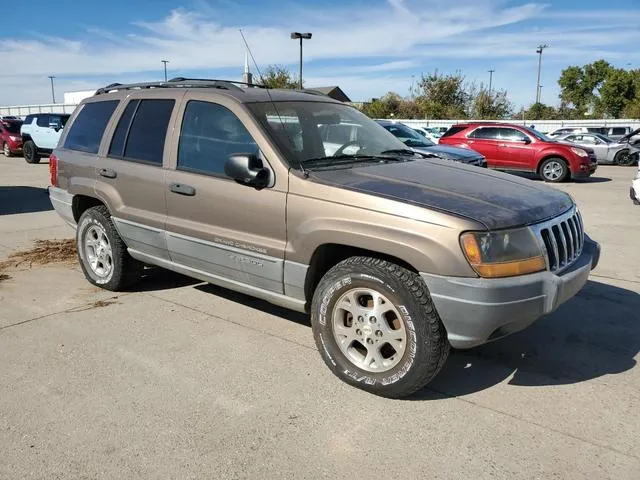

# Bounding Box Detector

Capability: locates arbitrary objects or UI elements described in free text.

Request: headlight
[460,228,546,278]
[9,136,19,141]
[570,147,588,158]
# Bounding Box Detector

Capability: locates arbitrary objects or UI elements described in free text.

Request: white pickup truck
[20,113,70,163]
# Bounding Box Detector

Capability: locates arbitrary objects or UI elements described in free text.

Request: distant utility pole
[488,69,495,93]
[48,76,56,104]
[161,60,169,82]
[290,32,312,89]
[538,85,544,104]
[535,44,549,104]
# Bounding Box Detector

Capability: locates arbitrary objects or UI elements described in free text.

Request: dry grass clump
[0,239,77,277]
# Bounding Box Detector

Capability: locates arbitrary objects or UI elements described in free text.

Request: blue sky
[1,0,639,109]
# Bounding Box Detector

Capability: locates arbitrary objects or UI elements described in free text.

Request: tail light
[49,154,58,187]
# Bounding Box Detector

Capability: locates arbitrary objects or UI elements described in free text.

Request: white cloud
[0,1,638,107]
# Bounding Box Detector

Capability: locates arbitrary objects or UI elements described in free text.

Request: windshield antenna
[239,29,308,177]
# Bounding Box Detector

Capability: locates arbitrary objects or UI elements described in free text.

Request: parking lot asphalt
[1,155,639,479]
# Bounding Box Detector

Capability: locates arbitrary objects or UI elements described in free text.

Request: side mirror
[225,154,269,189]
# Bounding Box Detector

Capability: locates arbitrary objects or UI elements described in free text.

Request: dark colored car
[439,122,597,182]
[0,119,23,157]
[376,120,487,167]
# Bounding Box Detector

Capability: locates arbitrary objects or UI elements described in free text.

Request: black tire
[614,150,634,166]
[539,157,568,183]
[23,140,40,164]
[76,205,143,291]
[3,142,13,157]
[311,256,450,398]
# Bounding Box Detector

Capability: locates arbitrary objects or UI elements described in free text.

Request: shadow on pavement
[511,172,612,184]
[0,186,53,215]
[129,270,638,398]
[412,279,639,400]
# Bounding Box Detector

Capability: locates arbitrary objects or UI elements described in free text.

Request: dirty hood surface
[310,159,573,229]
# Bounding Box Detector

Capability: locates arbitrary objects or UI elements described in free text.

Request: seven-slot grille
[535,209,584,273]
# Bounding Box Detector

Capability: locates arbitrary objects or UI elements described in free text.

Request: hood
[310,159,573,230]
[621,128,640,142]
[414,144,484,162]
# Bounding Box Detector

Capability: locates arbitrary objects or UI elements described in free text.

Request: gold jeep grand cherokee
[49,78,600,398]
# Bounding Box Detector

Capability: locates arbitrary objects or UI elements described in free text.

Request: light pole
[535,44,549,104]
[48,76,56,104]
[488,69,495,93]
[290,32,312,89]
[161,60,169,82]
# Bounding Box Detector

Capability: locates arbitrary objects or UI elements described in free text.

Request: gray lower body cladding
[421,239,600,349]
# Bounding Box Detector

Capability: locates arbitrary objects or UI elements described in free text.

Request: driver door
[164,95,288,293]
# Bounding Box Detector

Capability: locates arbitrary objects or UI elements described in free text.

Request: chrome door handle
[498,143,508,147]
[98,168,117,178]
[170,183,196,196]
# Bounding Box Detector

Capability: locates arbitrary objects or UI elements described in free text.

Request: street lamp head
[291,32,312,39]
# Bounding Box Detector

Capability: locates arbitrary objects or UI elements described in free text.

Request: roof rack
[95,77,268,95]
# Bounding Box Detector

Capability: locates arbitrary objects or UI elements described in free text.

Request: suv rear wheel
[23,140,40,164]
[311,256,450,398]
[539,157,568,182]
[77,205,143,291]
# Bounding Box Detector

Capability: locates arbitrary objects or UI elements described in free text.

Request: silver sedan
[555,133,633,165]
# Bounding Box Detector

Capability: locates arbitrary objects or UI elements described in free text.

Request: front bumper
[572,162,597,178]
[631,178,640,205]
[420,238,600,349]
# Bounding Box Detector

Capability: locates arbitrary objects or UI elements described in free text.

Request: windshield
[1,121,22,133]
[522,126,553,142]
[381,123,435,147]
[247,101,411,168]
[594,133,612,143]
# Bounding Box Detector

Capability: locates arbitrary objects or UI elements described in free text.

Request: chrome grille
[532,208,584,273]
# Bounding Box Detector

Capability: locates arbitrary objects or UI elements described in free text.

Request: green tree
[415,70,470,119]
[359,92,422,119]
[471,89,513,119]
[515,103,559,121]
[599,69,635,117]
[259,65,299,89]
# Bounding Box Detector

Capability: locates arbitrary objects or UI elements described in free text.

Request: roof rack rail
[94,78,268,95]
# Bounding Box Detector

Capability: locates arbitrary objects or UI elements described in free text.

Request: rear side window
[611,127,628,135]
[468,127,500,139]
[108,100,139,157]
[109,99,175,165]
[24,115,35,125]
[441,126,466,138]
[64,101,118,154]
[36,115,50,127]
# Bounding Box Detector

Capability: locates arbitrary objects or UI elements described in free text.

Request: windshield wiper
[301,154,407,170]
[380,148,437,158]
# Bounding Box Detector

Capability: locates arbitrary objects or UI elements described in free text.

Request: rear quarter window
[64,101,119,154]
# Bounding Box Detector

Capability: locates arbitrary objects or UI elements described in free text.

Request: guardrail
[0,103,78,117]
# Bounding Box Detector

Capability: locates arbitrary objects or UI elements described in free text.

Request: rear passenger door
[93,92,183,261]
[164,95,287,294]
[465,127,499,166]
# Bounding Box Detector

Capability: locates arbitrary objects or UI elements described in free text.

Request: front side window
[383,124,434,147]
[64,101,118,154]
[498,128,528,142]
[177,101,258,177]
[611,127,627,135]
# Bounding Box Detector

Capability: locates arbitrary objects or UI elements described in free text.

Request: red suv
[0,118,23,157]
[439,122,597,182]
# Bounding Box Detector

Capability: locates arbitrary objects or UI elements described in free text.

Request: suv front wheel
[22,140,40,164]
[77,205,143,291]
[311,257,450,398]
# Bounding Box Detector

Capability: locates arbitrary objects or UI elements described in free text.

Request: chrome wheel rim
[84,225,113,278]
[543,161,563,180]
[331,288,407,373]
